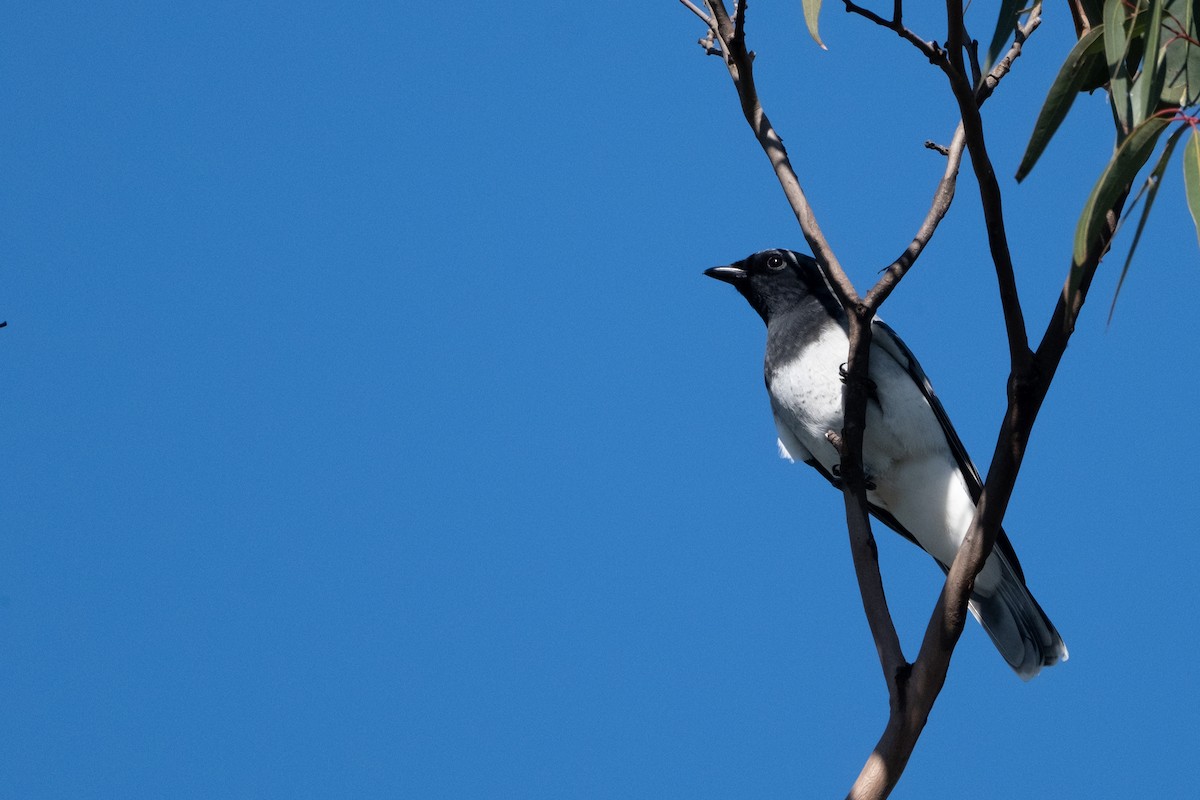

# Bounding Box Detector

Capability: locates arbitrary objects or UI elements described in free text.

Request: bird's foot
[839,362,879,395]
[831,463,876,492]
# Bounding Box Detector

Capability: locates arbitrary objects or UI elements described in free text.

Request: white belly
[768,324,1000,589]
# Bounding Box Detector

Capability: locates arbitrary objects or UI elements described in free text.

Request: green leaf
[1161,0,1200,106]
[1108,125,1184,324]
[1070,115,1170,297]
[802,0,826,50]
[1184,128,1200,248]
[1104,0,1136,131]
[1129,0,1165,125]
[1016,25,1107,182]
[984,0,1021,74]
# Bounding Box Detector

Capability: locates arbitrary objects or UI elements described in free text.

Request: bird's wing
[871,319,985,496]
[870,319,1027,581]
[796,447,931,555]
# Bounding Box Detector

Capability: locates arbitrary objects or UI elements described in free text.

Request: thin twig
[680,0,714,26]
[966,37,983,87]
[933,0,1035,367]
[844,1,940,60]
[703,0,855,301]
[866,124,966,308]
[976,8,1042,103]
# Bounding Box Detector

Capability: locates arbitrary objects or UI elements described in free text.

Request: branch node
[924,140,950,156]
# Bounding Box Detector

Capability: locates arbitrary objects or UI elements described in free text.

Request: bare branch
[944,0,967,72]
[866,125,966,309]
[865,0,1031,313]
[826,391,909,688]
[848,5,1050,799]
[898,183,1129,760]
[976,8,1043,103]
[934,2,1034,369]
[733,0,746,49]
[843,1,941,60]
[702,0,855,301]
[843,0,892,27]
[966,37,983,87]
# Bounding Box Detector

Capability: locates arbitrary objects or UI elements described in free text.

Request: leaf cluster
[1015,0,1200,313]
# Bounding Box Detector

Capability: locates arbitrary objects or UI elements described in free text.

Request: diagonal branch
[866,125,966,308]
[700,0,857,303]
[893,183,1127,782]
[680,0,712,25]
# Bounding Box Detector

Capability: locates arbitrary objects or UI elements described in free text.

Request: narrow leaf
[802,0,827,50]
[1129,0,1166,125]
[1104,0,1135,131]
[1184,128,1200,248]
[1108,125,1185,324]
[1161,0,1200,106]
[1016,26,1107,181]
[1070,115,1170,299]
[984,0,1021,74]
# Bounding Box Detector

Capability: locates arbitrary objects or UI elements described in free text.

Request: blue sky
[3,3,1198,798]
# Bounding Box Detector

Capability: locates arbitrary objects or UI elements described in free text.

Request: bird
[704,248,1067,680]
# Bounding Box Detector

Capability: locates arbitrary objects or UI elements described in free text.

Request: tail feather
[968,550,1068,681]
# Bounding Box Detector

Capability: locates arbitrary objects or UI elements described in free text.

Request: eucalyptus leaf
[1104,0,1136,132]
[1129,0,1165,125]
[1016,26,1107,181]
[802,0,826,50]
[1070,115,1170,293]
[1184,129,1200,248]
[1108,125,1184,324]
[1161,0,1200,105]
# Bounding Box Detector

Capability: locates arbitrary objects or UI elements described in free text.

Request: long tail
[969,548,1068,681]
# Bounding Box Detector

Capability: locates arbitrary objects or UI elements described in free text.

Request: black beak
[703,265,748,285]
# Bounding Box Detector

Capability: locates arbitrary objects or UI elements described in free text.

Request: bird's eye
[766,253,786,270]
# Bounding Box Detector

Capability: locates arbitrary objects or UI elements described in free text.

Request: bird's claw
[832,463,876,492]
[839,362,878,394]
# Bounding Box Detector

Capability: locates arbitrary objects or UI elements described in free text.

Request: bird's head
[704,249,839,325]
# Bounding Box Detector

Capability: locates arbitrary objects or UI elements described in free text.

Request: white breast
[767,323,851,475]
[767,322,989,582]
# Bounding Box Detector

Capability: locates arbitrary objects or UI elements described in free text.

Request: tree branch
[866,125,966,308]
[686,4,1067,798]
[843,1,941,61]
[847,5,1052,799]
[680,0,713,25]
[700,0,856,302]
[932,1,1040,370]
[976,10,1042,102]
